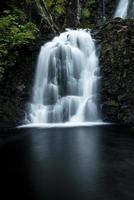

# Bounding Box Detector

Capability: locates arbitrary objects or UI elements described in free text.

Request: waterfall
[114,0,134,19]
[114,0,129,18]
[27,30,101,125]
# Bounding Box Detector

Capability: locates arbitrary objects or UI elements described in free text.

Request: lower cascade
[27,30,101,124]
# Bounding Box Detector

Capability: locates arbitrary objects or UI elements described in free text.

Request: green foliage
[0,9,39,81]
[44,0,65,24]
[81,0,96,28]
[45,0,64,18]
[82,8,91,18]
[0,11,38,46]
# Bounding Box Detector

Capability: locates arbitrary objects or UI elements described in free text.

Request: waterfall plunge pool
[0,125,134,200]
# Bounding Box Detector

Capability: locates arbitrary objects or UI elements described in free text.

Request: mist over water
[27,30,101,125]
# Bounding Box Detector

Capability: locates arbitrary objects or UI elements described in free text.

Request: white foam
[18,121,109,129]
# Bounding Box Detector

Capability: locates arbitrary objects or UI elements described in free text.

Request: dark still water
[0,125,134,200]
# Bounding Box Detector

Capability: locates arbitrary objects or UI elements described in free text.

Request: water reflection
[1,126,134,200]
[69,128,101,189]
[28,127,102,198]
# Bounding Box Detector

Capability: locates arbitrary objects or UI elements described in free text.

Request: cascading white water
[28,29,101,124]
[114,0,134,19]
[114,0,129,18]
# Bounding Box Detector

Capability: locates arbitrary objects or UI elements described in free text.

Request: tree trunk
[35,0,59,34]
[63,0,81,28]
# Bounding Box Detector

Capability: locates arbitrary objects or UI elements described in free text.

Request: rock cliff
[96,18,134,124]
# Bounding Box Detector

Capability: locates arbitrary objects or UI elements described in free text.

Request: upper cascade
[114,0,134,19]
[27,29,101,124]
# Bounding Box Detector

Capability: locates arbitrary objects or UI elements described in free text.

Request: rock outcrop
[96,18,134,125]
[0,43,40,126]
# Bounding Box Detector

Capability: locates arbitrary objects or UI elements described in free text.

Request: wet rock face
[127,0,134,18]
[0,31,55,126]
[0,44,40,125]
[88,0,117,26]
[96,18,134,125]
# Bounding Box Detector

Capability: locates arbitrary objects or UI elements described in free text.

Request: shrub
[0,8,39,80]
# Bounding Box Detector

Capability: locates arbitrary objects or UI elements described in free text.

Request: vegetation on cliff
[0,0,110,83]
[0,0,97,82]
[0,8,39,81]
